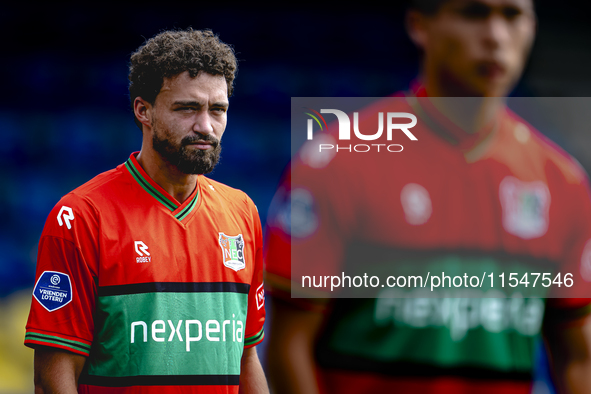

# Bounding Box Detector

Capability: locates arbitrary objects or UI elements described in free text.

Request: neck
[420,75,505,134]
[136,148,197,204]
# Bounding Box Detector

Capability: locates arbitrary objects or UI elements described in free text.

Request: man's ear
[133,97,153,130]
[406,10,429,51]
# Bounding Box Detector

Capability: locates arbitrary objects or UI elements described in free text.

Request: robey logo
[134,241,151,263]
[304,108,418,153]
[57,206,74,229]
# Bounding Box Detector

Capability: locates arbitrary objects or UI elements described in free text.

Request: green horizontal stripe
[25,332,91,350]
[311,250,556,373]
[89,291,248,377]
[26,333,90,353]
[80,374,240,387]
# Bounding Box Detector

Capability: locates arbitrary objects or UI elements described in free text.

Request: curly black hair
[128,28,237,129]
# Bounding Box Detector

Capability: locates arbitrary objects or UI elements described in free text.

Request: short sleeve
[244,199,266,348]
[24,193,99,356]
[546,170,591,316]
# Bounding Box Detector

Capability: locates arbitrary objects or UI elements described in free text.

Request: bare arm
[545,314,591,394]
[266,297,326,394]
[239,346,269,394]
[34,347,86,394]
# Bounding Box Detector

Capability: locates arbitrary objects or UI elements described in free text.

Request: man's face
[150,71,229,174]
[416,0,536,96]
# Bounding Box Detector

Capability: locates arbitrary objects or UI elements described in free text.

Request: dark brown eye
[502,6,522,20]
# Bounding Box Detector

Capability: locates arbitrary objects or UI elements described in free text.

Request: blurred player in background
[24,29,268,393]
[265,0,591,393]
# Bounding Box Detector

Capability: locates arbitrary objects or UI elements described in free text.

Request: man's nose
[193,112,214,135]
[482,15,511,51]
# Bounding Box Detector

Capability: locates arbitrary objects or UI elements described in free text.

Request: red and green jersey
[25,152,265,393]
[265,94,591,393]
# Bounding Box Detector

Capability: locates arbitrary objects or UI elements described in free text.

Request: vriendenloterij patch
[33,271,73,312]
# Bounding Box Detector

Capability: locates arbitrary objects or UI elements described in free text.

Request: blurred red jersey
[265,94,591,393]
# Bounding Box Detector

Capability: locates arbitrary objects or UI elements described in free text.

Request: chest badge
[400,183,432,225]
[218,233,246,272]
[499,176,550,239]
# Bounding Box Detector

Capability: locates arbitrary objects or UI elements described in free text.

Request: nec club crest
[218,233,246,272]
[499,176,550,239]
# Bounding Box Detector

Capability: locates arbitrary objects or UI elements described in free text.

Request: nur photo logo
[304,107,418,153]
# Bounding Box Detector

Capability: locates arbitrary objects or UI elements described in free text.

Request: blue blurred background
[1,2,590,393]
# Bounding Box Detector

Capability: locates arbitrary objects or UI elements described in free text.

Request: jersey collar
[408,83,502,153]
[124,152,200,221]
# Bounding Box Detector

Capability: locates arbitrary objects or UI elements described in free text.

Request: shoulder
[43,165,126,240]
[506,110,588,186]
[200,176,259,217]
[69,165,128,203]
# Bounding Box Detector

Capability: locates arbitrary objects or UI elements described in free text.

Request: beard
[152,124,222,175]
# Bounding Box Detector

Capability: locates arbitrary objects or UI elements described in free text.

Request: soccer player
[24,29,269,394]
[265,1,591,393]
